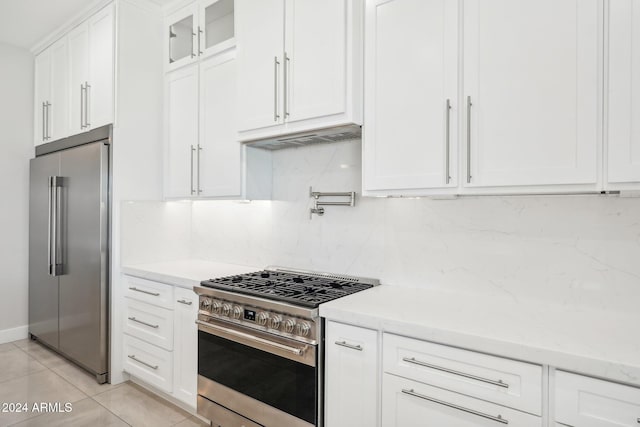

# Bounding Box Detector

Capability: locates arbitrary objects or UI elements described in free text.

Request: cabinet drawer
[383,333,542,415]
[555,370,640,426]
[123,334,173,393]
[382,373,542,427]
[124,275,174,309]
[124,298,174,350]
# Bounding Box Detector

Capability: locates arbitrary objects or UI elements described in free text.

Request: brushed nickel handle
[85,82,91,127]
[198,26,203,55]
[445,98,451,184]
[335,341,363,351]
[52,176,62,276]
[284,52,290,118]
[47,177,53,275]
[274,56,280,122]
[128,316,159,329]
[197,320,304,356]
[42,102,47,140]
[402,357,509,388]
[466,95,472,184]
[402,389,508,424]
[197,144,202,194]
[46,102,52,139]
[177,299,193,305]
[80,84,84,129]
[128,287,160,297]
[190,145,196,195]
[128,355,158,370]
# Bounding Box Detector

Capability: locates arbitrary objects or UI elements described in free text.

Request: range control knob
[257,312,269,326]
[211,301,222,314]
[296,322,311,337]
[268,315,282,330]
[222,303,232,316]
[232,306,243,320]
[283,319,296,334]
[199,298,212,311]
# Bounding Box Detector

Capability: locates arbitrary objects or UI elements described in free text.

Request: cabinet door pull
[274,56,280,122]
[42,102,47,141]
[466,95,472,183]
[128,354,158,370]
[128,287,160,297]
[197,144,202,194]
[198,26,203,56]
[402,356,509,388]
[46,102,51,140]
[128,316,159,329]
[445,99,451,184]
[190,145,196,195]
[334,340,362,351]
[85,82,91,128]
[80,84,83,129]
[284,52,290,118]
[401,388,508,424]
[177,299,193,305]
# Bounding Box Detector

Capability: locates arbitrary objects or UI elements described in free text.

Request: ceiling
[0,0,173,51]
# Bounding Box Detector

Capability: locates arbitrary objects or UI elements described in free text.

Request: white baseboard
[0,325,28,344]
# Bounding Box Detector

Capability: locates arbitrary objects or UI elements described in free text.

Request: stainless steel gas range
[194,266,379,427]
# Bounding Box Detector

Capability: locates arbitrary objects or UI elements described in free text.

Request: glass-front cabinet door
[200,0,235,57]
[166,3,198,71]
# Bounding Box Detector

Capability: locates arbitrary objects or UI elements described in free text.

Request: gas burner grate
[200,270,375,308]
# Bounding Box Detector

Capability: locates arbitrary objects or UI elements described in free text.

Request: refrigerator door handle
[51,176,63,276]
[47,176,53,275]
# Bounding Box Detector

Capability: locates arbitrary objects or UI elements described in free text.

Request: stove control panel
[198,296,318,344]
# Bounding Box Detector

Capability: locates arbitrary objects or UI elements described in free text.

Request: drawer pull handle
[177,299,193,305]
[129,287,160,297]
[402,357,509,389]
[401,388,508,425]
[128,354,158,370]
[335,341,363,351]
[128,317,159,329]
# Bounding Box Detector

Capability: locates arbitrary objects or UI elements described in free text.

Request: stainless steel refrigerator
[29,125,111,383]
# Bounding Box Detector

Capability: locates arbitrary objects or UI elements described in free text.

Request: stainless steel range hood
[243,124,362,150]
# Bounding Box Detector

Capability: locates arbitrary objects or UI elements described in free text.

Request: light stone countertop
[320,285,640,388]
[121,260,640,388]
[121,259,260,290]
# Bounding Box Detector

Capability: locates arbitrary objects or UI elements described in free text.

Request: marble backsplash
[122,140,640,312]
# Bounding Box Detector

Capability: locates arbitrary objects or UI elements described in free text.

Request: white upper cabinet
[166,0,235,72]
[607,0,640,188]
[463,0,600,190]
[363,0,458,195]
[34,48,52,146]
[35,38,69,146]
[67,4,114,135]
[235,0,284,132]
[235,0,362,140]
[199,52,242,197]
[166,63,199,198]
[165,50,249,199]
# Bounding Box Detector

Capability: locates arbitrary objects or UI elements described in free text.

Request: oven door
[197,318,318,427]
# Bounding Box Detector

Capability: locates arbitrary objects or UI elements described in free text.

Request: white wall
[123,140,640,314]
[0,43,34,341]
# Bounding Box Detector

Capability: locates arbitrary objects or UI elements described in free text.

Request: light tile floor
[0,339,208,427]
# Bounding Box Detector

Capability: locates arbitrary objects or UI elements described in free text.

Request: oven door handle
[196,319,315,367]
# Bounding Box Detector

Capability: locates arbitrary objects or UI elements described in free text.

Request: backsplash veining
[122,140,640,312]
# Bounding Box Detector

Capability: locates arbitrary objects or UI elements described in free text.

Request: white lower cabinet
[173,287,199,408]
[382,373,542,427]
[324,321,378,427]
[555,370,640,427]
[123,334,173,393]
[123,276,198,409]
